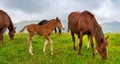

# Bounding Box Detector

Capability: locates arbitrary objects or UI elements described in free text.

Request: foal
[19,17,64,55]
[38,20,62,34]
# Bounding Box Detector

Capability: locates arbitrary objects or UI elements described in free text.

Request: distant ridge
[14,20,120,33]
[14,20,39,32]
[101,21,120,33]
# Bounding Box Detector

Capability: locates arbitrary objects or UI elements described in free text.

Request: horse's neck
[93,22,104,45]
[41,21,57,35]
[45,21,56,30]
[8,19,14,32]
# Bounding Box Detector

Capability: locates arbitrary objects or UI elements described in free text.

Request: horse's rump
[68,12,81,33]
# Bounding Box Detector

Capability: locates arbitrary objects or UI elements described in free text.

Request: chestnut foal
[19,17,64,55]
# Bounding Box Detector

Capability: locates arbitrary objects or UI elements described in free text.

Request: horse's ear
[105,35,109,40]
[56,17,59,20]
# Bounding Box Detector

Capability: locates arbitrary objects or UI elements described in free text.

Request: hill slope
[14,21,120,33]
[101,21,120,32]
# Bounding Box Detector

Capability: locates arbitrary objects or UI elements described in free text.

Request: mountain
[101,21,120,33]
[14,20,40,32]
[14,20,120,33]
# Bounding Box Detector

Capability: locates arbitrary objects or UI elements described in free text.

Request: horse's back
[0,10,10,28]
[78,11,96,33]
[68,12,81,33]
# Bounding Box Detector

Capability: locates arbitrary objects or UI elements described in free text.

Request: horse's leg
[54,28,57,33]
[0,34,3,44]
[0,27,7,44]
[43,38,48,55]
[78,32,83,56]
[88,35,96,58]
[58,28,61,34]
[71,32,76,50]
[45,36,53,55]
[87,36,90,49]
[28,33,34,55]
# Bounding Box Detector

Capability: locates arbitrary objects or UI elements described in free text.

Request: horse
[0,10,16,44]
[38,19,62,34]
[68,11,109,60]
[19,17,65,55]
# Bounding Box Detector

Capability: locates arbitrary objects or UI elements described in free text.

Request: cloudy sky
[0,0,120,23]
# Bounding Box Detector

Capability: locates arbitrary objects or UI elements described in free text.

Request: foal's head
[55,17,65,30]
[97,35,109,60]
[9,27,16,40]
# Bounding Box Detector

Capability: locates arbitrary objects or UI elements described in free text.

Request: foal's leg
[78,32,83,56]
[71,32,76,50]
[45,36,53,55]
[43,39,48,55]
[88,35,96,58]
[28,34,34,55]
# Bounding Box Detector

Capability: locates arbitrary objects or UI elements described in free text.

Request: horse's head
[96,35,109,60]
[9,27,16,40]
[55,17,65,30]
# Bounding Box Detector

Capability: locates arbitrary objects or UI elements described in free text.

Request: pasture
[0,33,120,64]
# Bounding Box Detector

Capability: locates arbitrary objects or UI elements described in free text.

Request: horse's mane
[38,19,48,25]
[90,14,104,44]
[40,19,56,28]
[82,10,104,44]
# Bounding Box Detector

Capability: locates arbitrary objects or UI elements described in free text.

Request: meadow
[0,33,120,64]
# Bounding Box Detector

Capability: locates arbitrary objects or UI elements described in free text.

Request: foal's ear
[105,35,109,40]
[56,17,59,20]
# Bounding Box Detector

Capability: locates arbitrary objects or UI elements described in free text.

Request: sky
[0,0,120,23]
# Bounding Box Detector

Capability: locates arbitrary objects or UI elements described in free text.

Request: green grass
[0,33,120,64]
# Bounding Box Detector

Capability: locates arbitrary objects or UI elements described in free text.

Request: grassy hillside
[0,33,120,64]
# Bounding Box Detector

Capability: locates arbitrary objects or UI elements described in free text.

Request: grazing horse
[68,11,109,59]
[19,17,64,55]
[38,20,62,34]
[0,10,16,44]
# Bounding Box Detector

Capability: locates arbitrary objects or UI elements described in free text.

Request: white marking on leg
[87,39,90,49]
[29,41,33,55]
[43,39,48,54]
[50,40,53,55]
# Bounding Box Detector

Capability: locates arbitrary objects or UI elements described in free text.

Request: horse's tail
[19,25,27,33]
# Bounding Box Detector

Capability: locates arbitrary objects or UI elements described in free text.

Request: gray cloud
[0,0,120,23]
[1,0,102,13]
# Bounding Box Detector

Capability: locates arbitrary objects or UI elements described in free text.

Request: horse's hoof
[43,52,46,55]
[93,54,96,59]
[78,53,81,58]
[30,53,34,55]
[78,54,81,58]
[51,52,54,55]
[73,48,76,51]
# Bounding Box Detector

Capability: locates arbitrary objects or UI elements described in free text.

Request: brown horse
[68,11,109,59]
[19,17,64,55]
[0,10,16,44]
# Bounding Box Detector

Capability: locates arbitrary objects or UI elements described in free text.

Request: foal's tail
[19,25,27,33]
